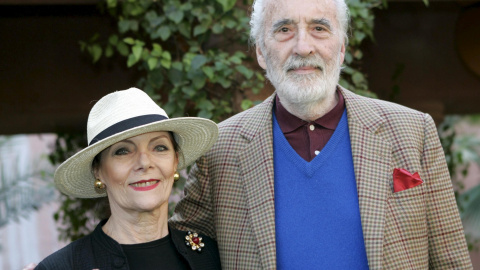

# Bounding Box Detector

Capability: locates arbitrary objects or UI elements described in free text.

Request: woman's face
[95,131,178,215]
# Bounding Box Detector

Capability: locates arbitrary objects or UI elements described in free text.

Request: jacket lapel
[341,88,391,269]
[238,94,277,269]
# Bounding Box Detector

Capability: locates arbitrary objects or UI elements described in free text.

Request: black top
[121,233,189,270]
[35,219,221,270]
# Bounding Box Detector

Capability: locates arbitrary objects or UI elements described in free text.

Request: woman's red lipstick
[129,179,160,191]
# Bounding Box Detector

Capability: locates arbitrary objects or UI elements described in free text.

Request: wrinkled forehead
[263,0,340,28]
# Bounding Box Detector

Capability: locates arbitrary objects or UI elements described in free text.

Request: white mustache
[283,55,325,73]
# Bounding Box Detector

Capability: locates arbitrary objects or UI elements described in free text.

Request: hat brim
[54,117,218,198]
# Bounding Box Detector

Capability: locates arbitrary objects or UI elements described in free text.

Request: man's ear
[339,42,346,65]
[256,44,267,70]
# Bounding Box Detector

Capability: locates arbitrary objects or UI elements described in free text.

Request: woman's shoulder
[170,228,222,270]
[35,233,96,270]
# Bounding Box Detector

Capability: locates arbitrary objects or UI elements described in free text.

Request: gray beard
[265,53,342,119]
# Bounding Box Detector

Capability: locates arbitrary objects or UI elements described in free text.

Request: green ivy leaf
[235,65,254,79]
[212,23,224,34]
[241,99,253,111]
[354,31,366,42]
[344,51,353,64]
[166,9,184,24]
[352,72,365,85]
[197,99,214,111]
[216,0,236,12]
[106,0,117,8]
[156,26,171,41]
[224,18,236,29]
[117,42,129,56]
[358,8,369,19]
[118,20,138,33]
[192,73,207,89]
[198,110,213,119]
[193,25,208,36]
[145,10,161,27]
[228,55,242,64]
[161,51,172,69]
[218,77,231,88]
[132,45,143,61]
[161,59,171,69]
[108,35,119,46]
[181,86,196,98]
[162,51,171,61]
[151,43,163,57]
[127,54,138,67]
[342,66,354,75]
[171,61,183,71]
[168,68,183,86]
[191,55,208,70]
[178,22,191,38]
[181,2,193,11]
[147,57,158,70]
[123,37,135,45]
[256,72,265,82]
[90,44,102,63]
[353,49,363,60]
[129,5,144,17]
[105,45,114,58]
[202,66,214,79]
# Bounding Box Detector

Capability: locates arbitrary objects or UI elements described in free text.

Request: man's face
[256,0,346,106]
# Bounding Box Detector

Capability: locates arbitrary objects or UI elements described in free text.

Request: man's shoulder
[341,88,426,121]
[218,94,275,131]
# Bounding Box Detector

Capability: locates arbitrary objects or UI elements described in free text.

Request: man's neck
[279,90,339,122]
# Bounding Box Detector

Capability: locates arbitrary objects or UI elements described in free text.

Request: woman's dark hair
[90,131,182,220]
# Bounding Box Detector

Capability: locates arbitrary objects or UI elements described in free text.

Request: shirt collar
[274,88,345,133]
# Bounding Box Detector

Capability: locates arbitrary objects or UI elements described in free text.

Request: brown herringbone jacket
[171,87,472,269]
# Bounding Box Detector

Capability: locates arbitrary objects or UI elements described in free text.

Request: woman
[35,88,221,269]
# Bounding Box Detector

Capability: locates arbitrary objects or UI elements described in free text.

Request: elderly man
[172,0,472,269]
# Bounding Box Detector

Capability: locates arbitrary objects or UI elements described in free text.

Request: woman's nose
[135,152,153,170]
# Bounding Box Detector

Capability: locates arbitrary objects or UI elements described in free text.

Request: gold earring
[173,172,180,181]
[95,179,105,189]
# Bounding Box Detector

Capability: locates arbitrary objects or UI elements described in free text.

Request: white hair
[249,0,350,47]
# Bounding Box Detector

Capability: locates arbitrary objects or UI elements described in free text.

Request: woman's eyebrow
[149,134,169,144]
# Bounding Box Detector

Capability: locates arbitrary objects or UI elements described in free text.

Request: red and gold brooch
[185,231,205,252]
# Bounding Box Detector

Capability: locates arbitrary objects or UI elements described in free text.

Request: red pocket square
[393,168,423,193]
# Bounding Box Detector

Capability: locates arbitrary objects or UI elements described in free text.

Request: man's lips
[287,66,322,73]
[129,179,160,191]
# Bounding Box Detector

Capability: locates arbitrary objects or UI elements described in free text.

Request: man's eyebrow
[271,19,294,32]
[310,18,332,31]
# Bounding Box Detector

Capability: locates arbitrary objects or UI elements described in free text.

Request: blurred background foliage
[439,115,480,251]
[47,0,480,250]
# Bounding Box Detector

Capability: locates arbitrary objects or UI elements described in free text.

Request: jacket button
[113,257,125,268]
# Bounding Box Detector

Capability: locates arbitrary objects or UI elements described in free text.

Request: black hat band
[89,114,168,146]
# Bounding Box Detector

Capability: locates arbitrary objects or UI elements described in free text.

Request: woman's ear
[175,151,179,168]
[93,167,101,180]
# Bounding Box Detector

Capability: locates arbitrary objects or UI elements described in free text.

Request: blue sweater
[273,110,369,269]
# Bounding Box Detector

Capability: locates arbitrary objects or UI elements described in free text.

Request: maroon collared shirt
[274,89,346,162]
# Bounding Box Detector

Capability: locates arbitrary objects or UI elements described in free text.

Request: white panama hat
[54,87,219,198]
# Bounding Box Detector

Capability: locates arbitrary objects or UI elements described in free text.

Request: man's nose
[293,30,314,57]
